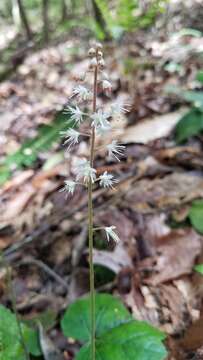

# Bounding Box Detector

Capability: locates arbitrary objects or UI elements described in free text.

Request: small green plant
[194,264,203,275]
[189,199,203,234]
[61,293,167,360]
[166,70,203,143]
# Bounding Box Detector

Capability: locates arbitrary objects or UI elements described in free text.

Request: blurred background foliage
[0,0,167,45]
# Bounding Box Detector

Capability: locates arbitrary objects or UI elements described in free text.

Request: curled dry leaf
[93,243,133,274]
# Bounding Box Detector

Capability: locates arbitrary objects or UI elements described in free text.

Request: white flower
[60,180,76,196]
[99,171,118,188]
[64,106,84,124]
[73,85,91,101]
[74,159,97,183]
[91,109,110,128]
[102,80,112,91]
[105,226,120,243]
[60,128,80,148]
[110,101,129,119]
[107,140,125,161]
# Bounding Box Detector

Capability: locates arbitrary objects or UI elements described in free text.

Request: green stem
[88,59,98,360]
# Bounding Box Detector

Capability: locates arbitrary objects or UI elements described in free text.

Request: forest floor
[1,3,203,359]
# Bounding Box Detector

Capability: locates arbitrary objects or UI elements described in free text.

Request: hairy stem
[88,60,98,360]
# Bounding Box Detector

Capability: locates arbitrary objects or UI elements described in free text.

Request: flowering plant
[60,42,128,360]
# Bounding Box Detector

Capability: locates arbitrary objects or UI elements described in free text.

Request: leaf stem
[88,57,98,360]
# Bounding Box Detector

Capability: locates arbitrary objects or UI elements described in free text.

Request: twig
[16,257,69,291]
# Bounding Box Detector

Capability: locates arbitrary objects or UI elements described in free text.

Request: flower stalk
[88,48,98,360]
[60,42,129,359]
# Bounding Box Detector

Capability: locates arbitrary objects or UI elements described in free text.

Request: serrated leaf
[175,108,203,143]
[0,305,41,360]
[189,200,203,234]
[76,321,167,360]
[61,294,131,342]
[194,264,203,274]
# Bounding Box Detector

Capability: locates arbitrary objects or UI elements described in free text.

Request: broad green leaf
[0,305,41,360]
[189,200,203,234]
[0,110,73,185]
[166,85,203,109]
[61,294,131,342]
[194,264,203,274]
[196,71,203,84]
[76,321,167,360]
[175,108,203,143]
[182,91,203,109]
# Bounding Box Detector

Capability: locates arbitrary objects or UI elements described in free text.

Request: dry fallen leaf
[143,229,202,285]
[119,109,187,144]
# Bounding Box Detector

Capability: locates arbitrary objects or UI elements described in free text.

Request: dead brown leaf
[142,229,202,285]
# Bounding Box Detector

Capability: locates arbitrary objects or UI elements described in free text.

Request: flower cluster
[60,42,129,243]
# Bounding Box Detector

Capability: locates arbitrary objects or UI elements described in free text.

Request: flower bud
[98,58,105,69]
[88,48,96,57]
[96,42,103,50]
[97,51,103,59]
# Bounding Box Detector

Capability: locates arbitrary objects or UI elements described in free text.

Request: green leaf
[189,200,203,234]
[196,70,203,84]
[182,91,203,109]
[0,305,41,359]
[76,321,167,360]
[0,110,73,185]
[61,294,132,342]
[194,264,203,274]
[175,108,203,143]
[166,85,203,109]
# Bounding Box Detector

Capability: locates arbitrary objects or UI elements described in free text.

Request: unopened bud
[98,58,105,69]
[96,42,103,50]
[97,51,103,59]
[88,47,96,57]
